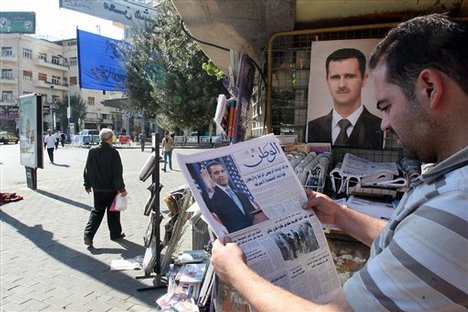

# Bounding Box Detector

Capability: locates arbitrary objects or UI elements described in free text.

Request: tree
[123,0,227,132]
[123,25,165,115]
[55,94,87,133]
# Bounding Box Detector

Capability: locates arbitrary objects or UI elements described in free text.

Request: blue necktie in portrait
[226,188,245,215]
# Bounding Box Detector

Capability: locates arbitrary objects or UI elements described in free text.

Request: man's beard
[402,146,420,161]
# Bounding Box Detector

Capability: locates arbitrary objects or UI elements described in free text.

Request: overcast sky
[0,0,124,40]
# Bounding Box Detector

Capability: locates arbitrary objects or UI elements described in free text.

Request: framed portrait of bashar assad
[307,38,384,149]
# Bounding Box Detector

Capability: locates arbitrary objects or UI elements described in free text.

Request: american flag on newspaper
[224,157,253,201]
[193,156,254,201]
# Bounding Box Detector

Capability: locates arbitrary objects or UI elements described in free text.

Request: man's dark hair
[326,48,366,77]
[369,13,468,100]
[206,160,223,174]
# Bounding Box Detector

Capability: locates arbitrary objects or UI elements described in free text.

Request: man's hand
[200,167,216,191]
[85,187,91,194]
[304,189,343,225]
[211,240,246,282]
[305,189,386,246]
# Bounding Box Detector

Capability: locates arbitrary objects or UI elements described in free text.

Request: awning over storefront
[101,98,132,109]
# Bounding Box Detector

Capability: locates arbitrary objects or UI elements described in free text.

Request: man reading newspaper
[178,135,342,304]
[211,14,468,311]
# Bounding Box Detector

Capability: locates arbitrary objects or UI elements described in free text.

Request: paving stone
[19,298,50,311]
[1,302,24,311]
[1,146,197,311]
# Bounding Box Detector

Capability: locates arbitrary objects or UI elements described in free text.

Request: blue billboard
[77,29,128,92]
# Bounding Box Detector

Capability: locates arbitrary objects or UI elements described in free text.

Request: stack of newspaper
[330,153,421,196]
[177,134,341,307]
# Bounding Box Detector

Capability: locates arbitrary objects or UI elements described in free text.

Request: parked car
[0,131,19,144]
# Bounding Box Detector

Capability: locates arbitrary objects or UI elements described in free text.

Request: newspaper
[177,134,341,304]
[331,153,408,194]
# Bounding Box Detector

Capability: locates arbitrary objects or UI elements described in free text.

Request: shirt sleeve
[343,192,468,311]
[112,150,126,192]
[83,150,91,188]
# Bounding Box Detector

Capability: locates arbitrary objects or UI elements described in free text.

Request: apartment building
[0,33,124,133]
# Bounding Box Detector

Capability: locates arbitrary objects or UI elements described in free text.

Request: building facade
[0,33,124,134]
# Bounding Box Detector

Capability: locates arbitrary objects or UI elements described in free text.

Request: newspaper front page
[177,134,341,304]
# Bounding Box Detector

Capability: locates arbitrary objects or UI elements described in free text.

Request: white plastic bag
[110,193,127,211]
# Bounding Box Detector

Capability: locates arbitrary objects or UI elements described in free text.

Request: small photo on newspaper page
[177,134,341,304]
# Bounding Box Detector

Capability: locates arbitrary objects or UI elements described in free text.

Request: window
[88,97,95,106]
[52,56,60,65]
[2,91,13,102]
[66,39,77,47]
[69,57,77,66]
[23,70,33,80]
[23,48,32,59]
[38,53,47,62]
[1,69,13,79]
[38,73,47,82]
[1,47,13,57]
[69,76,77,85]
[52,75,60,84]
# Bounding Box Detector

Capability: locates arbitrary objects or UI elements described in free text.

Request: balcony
[0,77,18,85]
[34,80,52,89]
[50,82,69,91]
[33,58,69,71]
[33,80,69,91]
[0,55,18,64]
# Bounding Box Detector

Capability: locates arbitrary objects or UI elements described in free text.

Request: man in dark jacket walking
[83,128,127,246]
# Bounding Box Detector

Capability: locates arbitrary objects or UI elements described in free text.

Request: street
[0,143,201,311]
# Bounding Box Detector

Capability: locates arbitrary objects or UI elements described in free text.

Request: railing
[33,58,69,71]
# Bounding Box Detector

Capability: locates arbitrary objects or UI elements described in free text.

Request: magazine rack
[137,133,167,291]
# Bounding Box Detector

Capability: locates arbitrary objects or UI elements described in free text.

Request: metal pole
[67,84,71,140]
[48,85,53,129]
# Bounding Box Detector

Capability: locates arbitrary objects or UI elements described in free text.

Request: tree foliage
[123,0,227,131]
[122,25,165,115]
[55,94,87,132]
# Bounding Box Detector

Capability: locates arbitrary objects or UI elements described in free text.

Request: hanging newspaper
[177,134,340,304]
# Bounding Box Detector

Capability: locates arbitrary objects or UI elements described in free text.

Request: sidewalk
[0,145,201,311]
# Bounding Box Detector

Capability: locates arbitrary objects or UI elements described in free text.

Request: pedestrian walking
[54,131,60,150]
[83,128,127,246]
[43,129,56,164]
[161,131,174,172]
[139,131,145,152]
[60,132,66,147]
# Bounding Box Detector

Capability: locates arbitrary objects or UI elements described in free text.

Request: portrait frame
[307,38,383,147]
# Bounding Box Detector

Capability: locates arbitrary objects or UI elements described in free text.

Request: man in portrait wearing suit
[307,48,383,149]
[201,161,257,233]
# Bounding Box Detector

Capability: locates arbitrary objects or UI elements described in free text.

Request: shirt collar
[217,185,232,192]
[332,105,363,128]
[418,146,468,185]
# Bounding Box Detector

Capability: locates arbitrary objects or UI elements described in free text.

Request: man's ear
[417,69,443,110]
[361,73,369,88]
